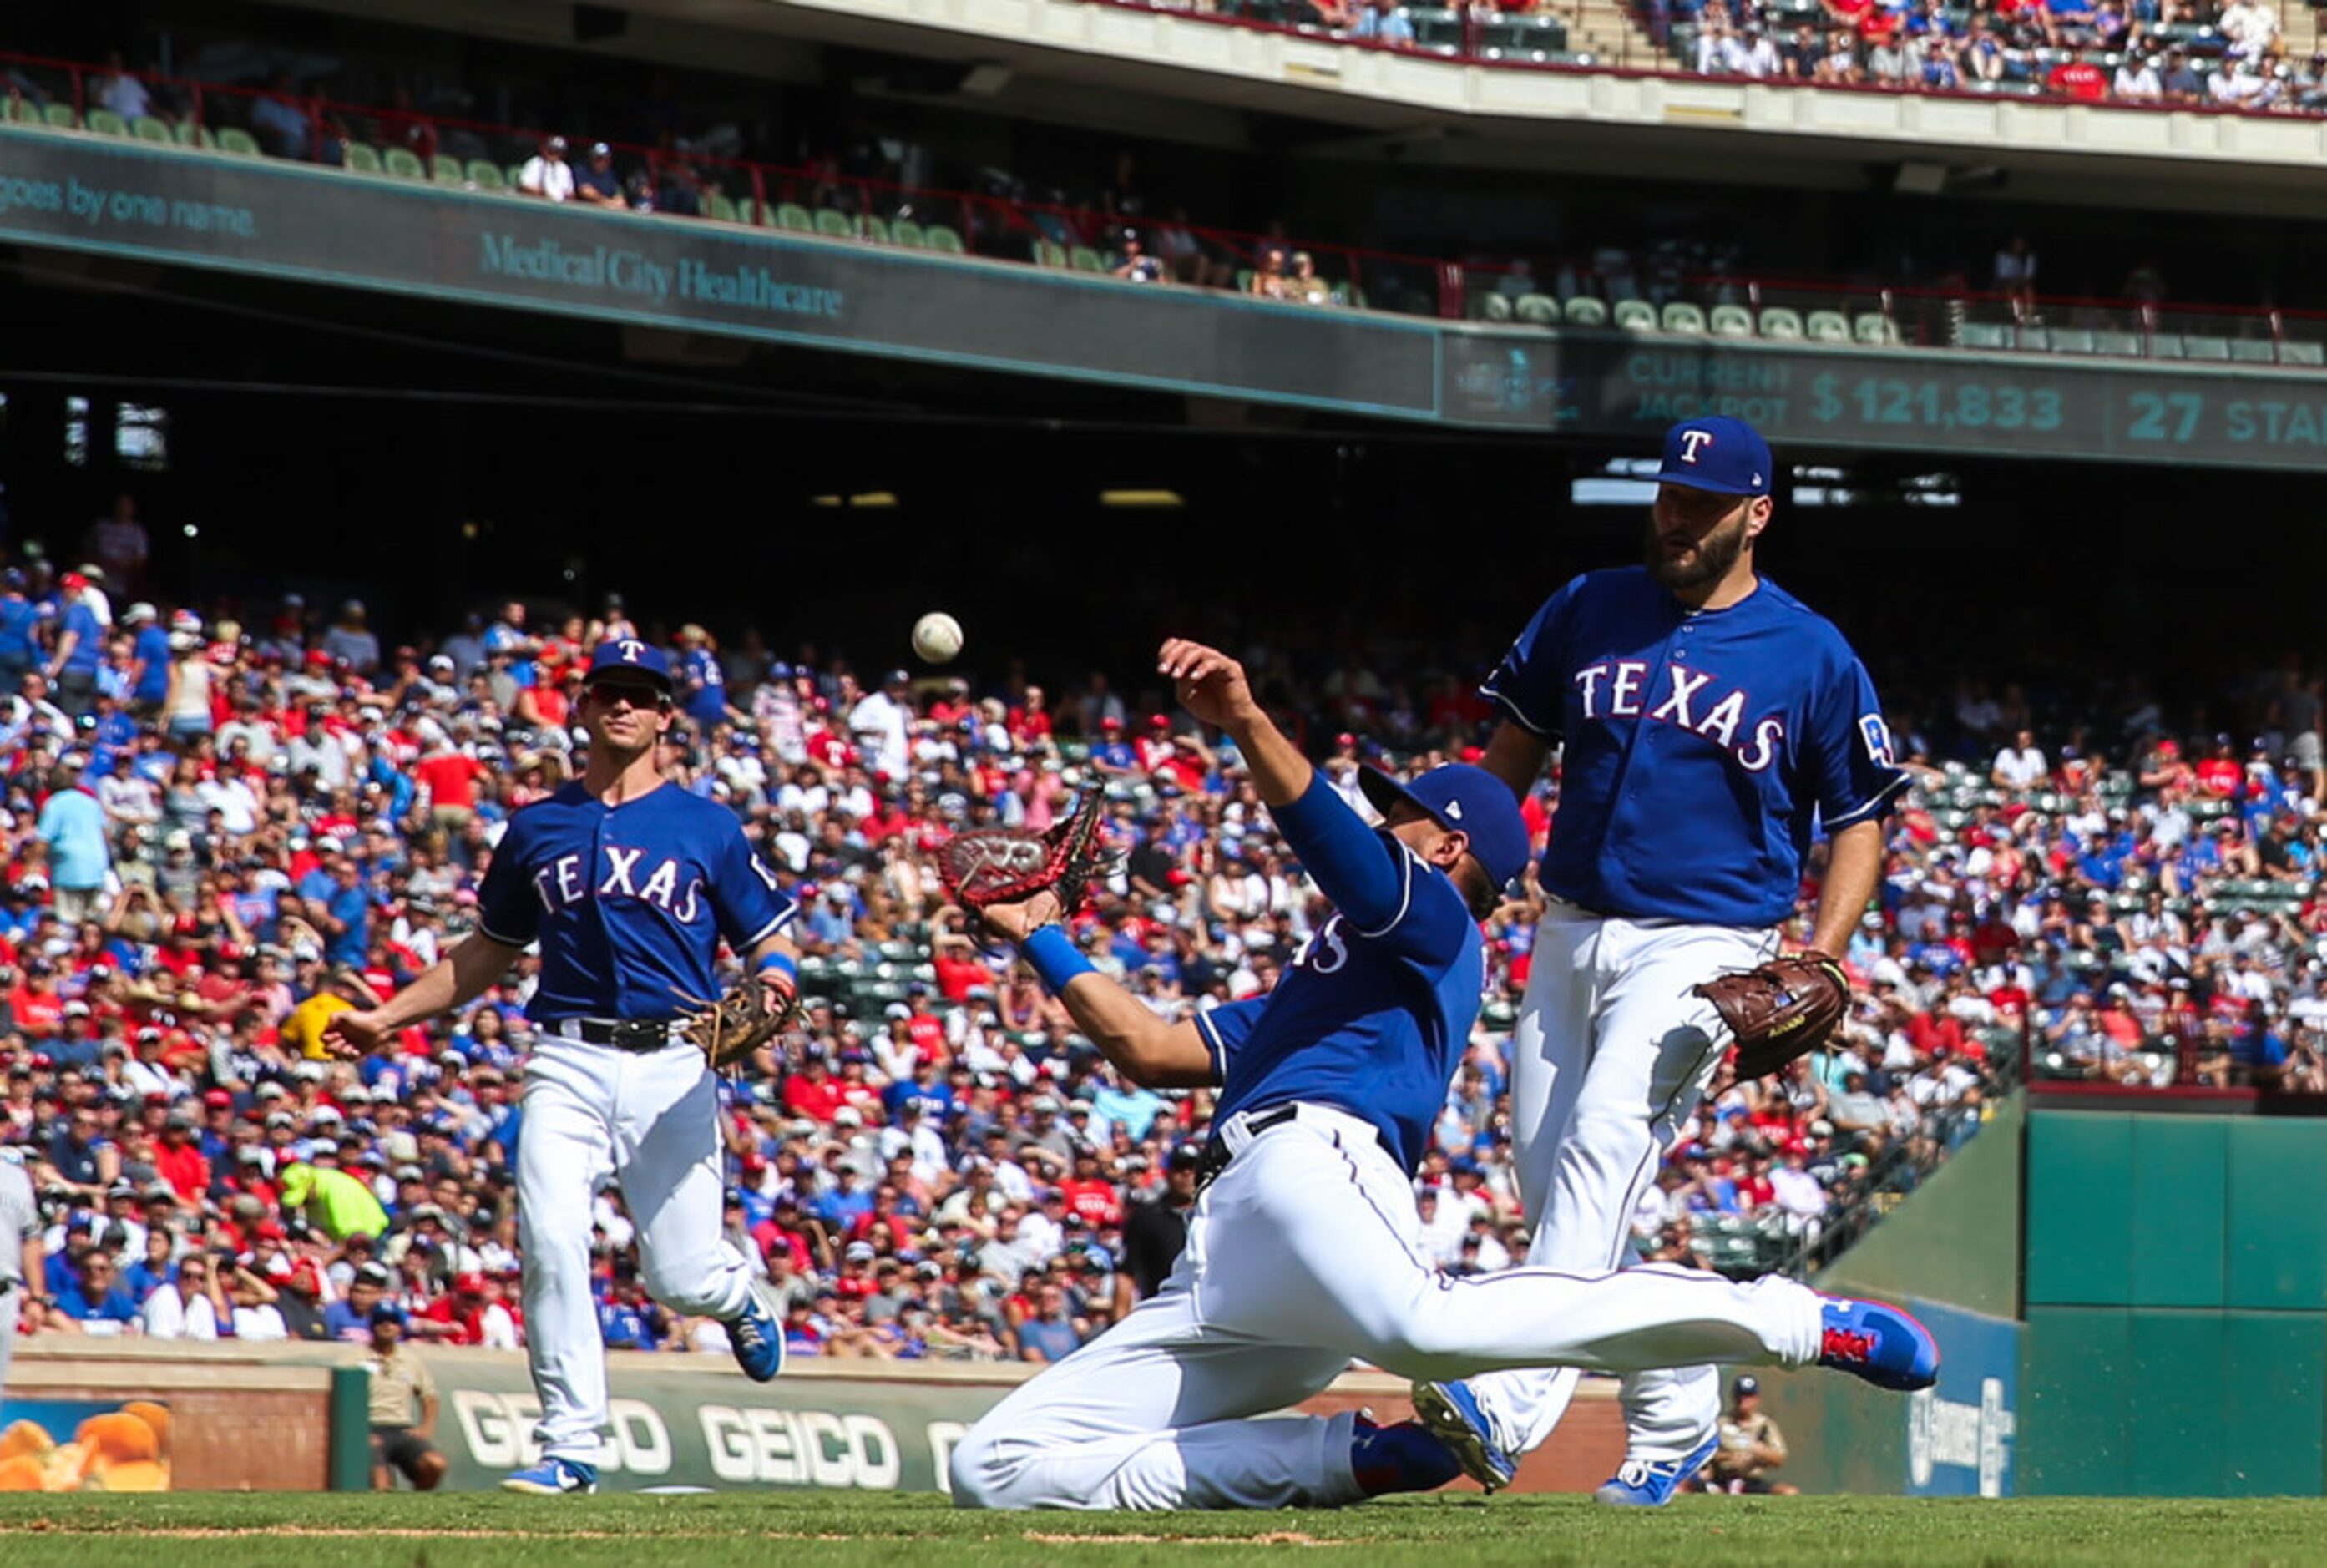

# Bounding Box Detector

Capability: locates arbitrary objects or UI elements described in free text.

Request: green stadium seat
[1409,8,1467,48]
[342,142,382,175]
[1563,296,1608,328]
[1515,293,1560,326]
[1758,306,1803,339]
[2017,326,2051,351]
[2281,339,2325,366]
[2047,327,2095,353]
[776,202,815,233]
[1854,312,1900,345]
[432,153,465,185]
[3,99,42,125]
[1480,292,1514,321]
[131,115,172,144]
[382,146,427,181]
[506,164,527,190]
[84,109,129,138]
[2183,335,2230,361]
[173,121,215,149]
[731,198,761,225]
[815,208,855,239]
[862,215,892,245]
[1709,303,1754,337]
[1034,240,1067,267]
[44,104,80,130]
[2093,329,2142,357]
[1234,268,1255,294]
[2230,337,2276,363]
[1806,310,1849,343]
[889,219,925,249]
[923,225,967,254]
[215,126,261,156]
[467,159,506,190]
[1662,301,1708,334]
[705,191,739,223]
[1613,299,1657,332]
[1070,245,1106,272]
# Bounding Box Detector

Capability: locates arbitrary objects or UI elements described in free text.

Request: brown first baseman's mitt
[679,979,798,1072]
[936,790,1115,916]
[1694,953,1851,1078]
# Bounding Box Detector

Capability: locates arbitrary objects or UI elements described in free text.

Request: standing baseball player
[326,640,798,1495]
[945,637,1933,1511]
[1414,416,1905,1503]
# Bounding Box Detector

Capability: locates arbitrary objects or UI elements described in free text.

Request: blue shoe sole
[1409,1383,1518,1493]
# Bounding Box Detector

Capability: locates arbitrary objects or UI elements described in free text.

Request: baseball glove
[936,790,1115,915]
[1694,953,1851,1078]
[678,979,797,1073]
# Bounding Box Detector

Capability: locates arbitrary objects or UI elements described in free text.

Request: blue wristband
[756,952,798,986]
[1022,925,1095,994]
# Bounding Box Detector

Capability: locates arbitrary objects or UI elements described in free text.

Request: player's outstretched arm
[1804,820,1884,959]
[1157,638,1310,807]
[1157,636,1412,937]
[981,890,1215,1088]
[321,932,524,1058]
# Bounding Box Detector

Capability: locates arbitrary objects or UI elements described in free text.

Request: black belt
[560,1018,677,1051]
[1193,1103,1396,1192]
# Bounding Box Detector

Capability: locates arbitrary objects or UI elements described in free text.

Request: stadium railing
[5,46,2322,360]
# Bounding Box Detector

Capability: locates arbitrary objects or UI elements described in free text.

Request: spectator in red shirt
[153,1108,212,1200]
[782,1052,844,1123]
[1057,1149,1125,1230]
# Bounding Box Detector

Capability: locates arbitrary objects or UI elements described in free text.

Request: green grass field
[0,1493,2320,1566]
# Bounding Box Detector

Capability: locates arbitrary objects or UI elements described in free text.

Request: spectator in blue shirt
[1350,0,1416,43]
[37,759,110,924]
[48,574,105,719]
[55,1250,140,1327]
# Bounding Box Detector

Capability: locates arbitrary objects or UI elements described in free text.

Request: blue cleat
[500,1457,599,1495]
[1592,1431,1720,1506]
[1350,1413,1464,1497]
[727,1277,786,1383]
[1817,1295,1940,1392]
[1409,1380,1518,1493]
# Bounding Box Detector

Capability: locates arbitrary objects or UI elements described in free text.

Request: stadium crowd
[0,506,2317,1363]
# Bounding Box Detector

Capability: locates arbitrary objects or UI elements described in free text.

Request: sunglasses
[587,682,671,712]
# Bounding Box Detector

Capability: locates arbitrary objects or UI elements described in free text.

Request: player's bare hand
[981,887,1065,945]
[320,1007,389,1061]
[1156,639,1260,730]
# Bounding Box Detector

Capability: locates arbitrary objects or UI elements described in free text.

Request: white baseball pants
[518,1032,756,1466]
[1464,903,1778,1464]
[949,1103,1824,1510]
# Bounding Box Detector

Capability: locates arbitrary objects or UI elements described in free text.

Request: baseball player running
[1414,416,1906,1504]
[945,637,1933,1511]
[326,639,799,1495]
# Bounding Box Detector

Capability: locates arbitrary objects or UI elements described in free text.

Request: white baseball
[913,611,964,664]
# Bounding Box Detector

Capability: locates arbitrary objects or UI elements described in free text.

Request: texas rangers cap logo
[618,639,645,664]
[1656,417,1773,498]
[1678,429,1715,464]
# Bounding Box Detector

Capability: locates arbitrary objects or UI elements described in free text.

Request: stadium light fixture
[1100,489,1184,508]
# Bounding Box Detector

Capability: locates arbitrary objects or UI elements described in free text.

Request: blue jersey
[680,649,726,726]
[1196,779,1482,1175]
[1483,567,1905,928]
[477,781,793,1022]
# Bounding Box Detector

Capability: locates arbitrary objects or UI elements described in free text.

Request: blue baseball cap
[1358,763,1531,891]
[1655,416,1773,497]
[583,638,675,692]
[371,1302,406,1328]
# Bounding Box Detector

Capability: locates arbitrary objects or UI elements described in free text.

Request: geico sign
[451,1390,672,1476]
[698,1405,902,1489]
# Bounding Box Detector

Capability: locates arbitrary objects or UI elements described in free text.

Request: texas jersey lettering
[478,782,792,1020]
[1482,565,1905,928]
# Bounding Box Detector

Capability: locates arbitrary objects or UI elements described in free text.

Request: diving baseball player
[326,640,798,1495]
[1414,417,1906,1504]
[944,637,1933,1511]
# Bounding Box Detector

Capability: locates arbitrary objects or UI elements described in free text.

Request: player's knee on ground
[946,1421,1019,1510]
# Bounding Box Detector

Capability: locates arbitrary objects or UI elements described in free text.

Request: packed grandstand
[0,503,2314,1363]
